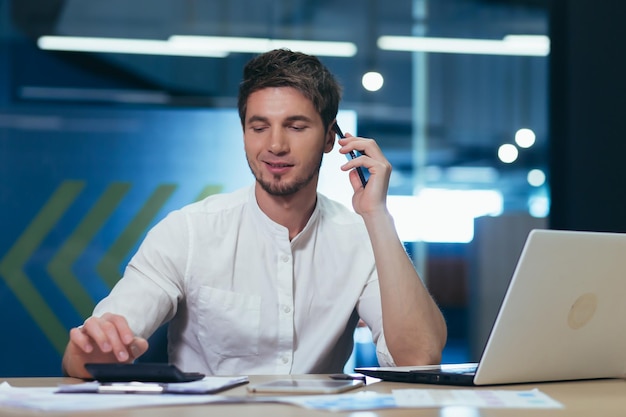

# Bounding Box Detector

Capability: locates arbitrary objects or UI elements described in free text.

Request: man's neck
[255,182,317,240]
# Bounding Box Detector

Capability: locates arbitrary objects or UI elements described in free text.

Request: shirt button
[282,355,289,364]
[283,305,292,313]
[281,254,290,263]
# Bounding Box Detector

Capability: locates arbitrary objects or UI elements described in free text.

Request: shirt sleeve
[92,210,188,339]
[356,271,397,367]
[374,330,396,367]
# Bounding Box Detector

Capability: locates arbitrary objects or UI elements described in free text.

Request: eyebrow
[246,115,315,125]
[284,115,315,124]
[246,115,268,125]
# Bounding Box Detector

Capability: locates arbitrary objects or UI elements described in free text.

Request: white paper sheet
[280,388,563,411]
[56,375,249,394]
[392,388,563,409]
[0,378,246,412]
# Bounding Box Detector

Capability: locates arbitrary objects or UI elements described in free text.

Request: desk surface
[2,375,626,416]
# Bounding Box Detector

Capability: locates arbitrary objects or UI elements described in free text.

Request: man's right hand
[62,313,149,379]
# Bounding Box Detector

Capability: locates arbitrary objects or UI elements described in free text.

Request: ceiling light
[377,34,549,56]
[515,128,536,148]
[37,36,228,57]
[37,35,357,58]
[498,144,519,163]
[361,71,384,91]
[168,35,357,57]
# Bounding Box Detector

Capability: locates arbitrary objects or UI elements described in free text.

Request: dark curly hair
[238,49,342,130]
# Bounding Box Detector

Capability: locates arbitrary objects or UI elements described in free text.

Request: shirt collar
[248,185,321,246]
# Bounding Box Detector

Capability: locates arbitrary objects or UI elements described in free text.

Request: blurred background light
[387,189,503,243]
[527,169,546,187]
[377,34,550,56]
[498,144,519,163]
[362,71,384,92]
[515,128,536,148]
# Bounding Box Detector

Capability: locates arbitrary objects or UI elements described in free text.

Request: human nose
[268,128,289,154]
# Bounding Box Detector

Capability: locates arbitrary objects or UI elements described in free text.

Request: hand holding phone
[334,123,369,187]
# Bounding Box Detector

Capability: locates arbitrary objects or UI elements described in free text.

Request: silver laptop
[357,229,626,385]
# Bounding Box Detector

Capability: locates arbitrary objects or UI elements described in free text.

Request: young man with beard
[62,49,447,378]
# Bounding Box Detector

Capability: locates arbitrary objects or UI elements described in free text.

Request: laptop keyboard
[443,365,478,375]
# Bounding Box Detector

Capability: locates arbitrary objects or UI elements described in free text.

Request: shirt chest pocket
[195,286,261,357]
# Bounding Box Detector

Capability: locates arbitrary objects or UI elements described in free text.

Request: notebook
[356,229,626,385]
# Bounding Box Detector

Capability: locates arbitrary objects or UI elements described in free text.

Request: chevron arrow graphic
[194,184,223,202]
[0,180,85,354]
[97,184,177,289]
[47,182,131,319]
[0,181,225,356]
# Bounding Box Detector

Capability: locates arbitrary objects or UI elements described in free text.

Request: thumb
[129,337,150,360]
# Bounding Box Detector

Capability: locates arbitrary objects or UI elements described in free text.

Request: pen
[98,382,165,394]
[328,373,367,385]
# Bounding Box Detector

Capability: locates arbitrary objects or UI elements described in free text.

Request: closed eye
[288,124,308,132]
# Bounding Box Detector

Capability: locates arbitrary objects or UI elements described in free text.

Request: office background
[1,0,624,376]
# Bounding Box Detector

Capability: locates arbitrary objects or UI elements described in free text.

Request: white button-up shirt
[93,186,394,375]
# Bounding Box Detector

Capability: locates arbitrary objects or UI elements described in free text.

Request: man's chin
[263,185,297,197]
[258,179,301,196]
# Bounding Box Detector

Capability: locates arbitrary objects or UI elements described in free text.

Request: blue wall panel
[0,107,249,376]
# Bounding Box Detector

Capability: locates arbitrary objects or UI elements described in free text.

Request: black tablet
[84,363,205,383]
[247,379,364,394]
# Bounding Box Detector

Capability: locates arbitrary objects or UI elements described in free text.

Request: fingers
[64,314,150,379]
[130,337,150,360]
[102,313,135,345]
[338,134,392,215]
[339,136,388,173]
[338,134,380,158]
[339,137,390,183]
[69,325,94,353]
[77,314,140,362]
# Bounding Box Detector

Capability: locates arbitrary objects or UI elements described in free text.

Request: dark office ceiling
[6,0,549,200]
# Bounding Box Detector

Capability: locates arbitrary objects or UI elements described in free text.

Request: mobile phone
[84,363,205,383]
[334,123,369,187]
[246,379,364,394]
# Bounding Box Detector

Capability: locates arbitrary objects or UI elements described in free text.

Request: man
[62,49,447,378]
